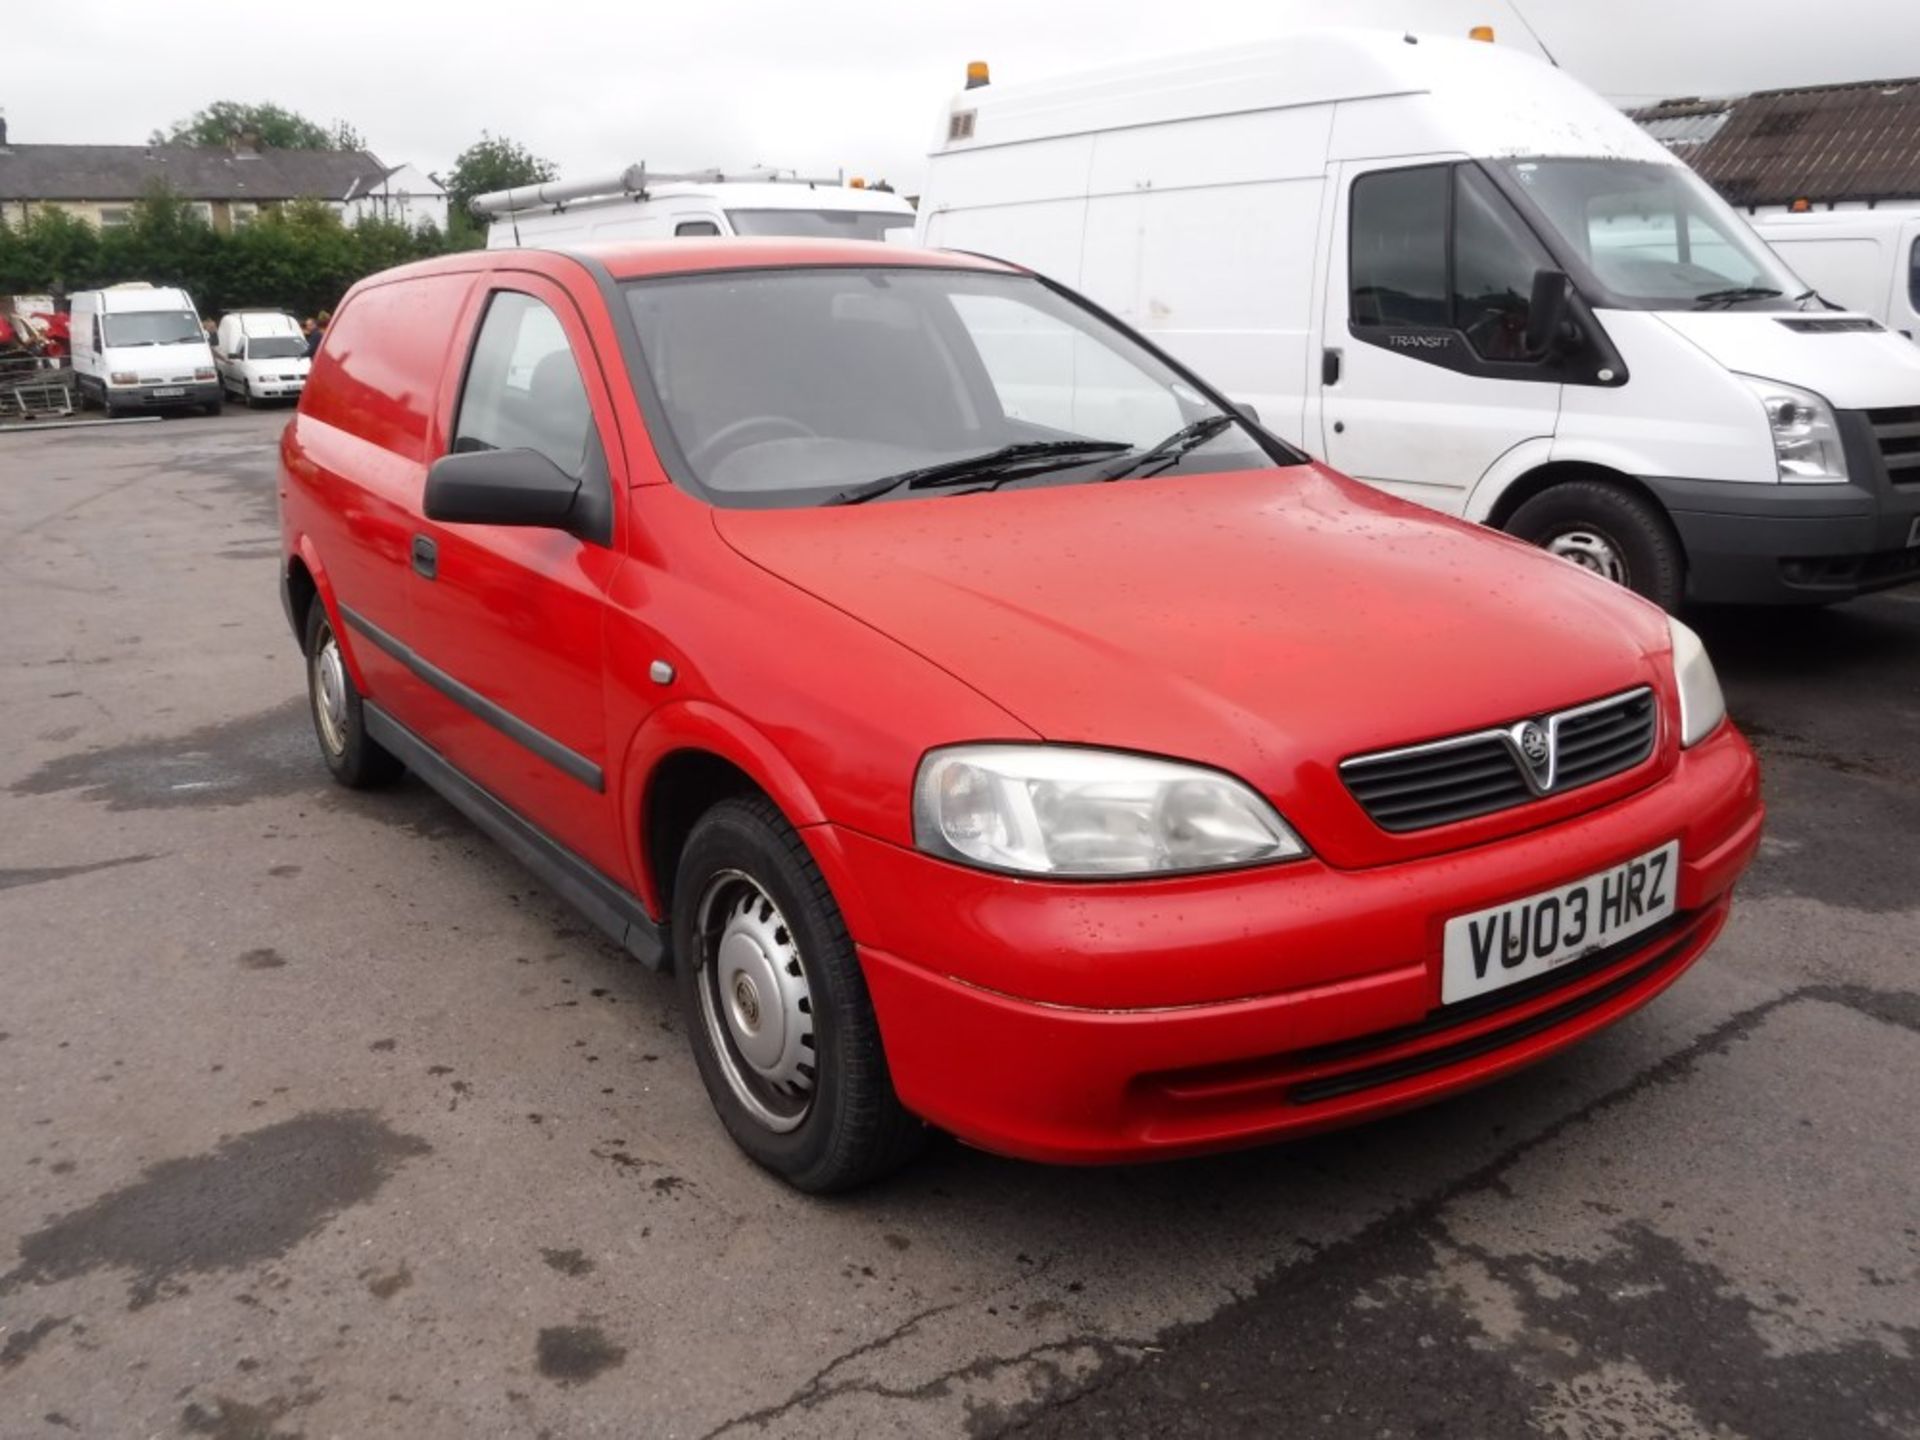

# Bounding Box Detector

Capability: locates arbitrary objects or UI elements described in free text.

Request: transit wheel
[673,796,923,1191]
[1506,480,1685,612]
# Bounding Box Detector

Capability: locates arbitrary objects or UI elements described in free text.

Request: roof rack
[470,163,850,218]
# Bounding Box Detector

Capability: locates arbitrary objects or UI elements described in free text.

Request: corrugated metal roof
[1632,77,1920,206]
[0,144,392,202]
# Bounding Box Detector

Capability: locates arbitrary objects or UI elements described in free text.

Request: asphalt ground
[1,410,1915,1439]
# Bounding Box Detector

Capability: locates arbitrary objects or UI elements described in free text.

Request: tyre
[203,396,224,417]
[1504,480,1685,612]
[672,796,924,1192]
[303,601,403,789]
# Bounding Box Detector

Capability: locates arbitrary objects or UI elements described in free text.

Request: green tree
[151,101,363,151]
[445,132,556,228]
[0,207,101,297]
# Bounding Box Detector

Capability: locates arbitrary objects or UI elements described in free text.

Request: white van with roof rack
[915,31,1920,609]
[475,165,916,249]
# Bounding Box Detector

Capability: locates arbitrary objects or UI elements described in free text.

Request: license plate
[151,386,184,397]
[1441,841,1679,1004]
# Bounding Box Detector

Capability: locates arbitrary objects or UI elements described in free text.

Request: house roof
[0,143,396,202]
[1631,77,1920,207]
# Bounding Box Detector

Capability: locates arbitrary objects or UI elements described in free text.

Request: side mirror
[1231,398,1263,426]
[424,448,583,532]
[1525,269,1574,358]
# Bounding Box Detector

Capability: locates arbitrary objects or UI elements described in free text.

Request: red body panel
[279,237,1765,1166]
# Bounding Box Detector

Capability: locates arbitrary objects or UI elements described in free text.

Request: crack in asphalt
[0,854,157,892]
[966,982,1920,1437]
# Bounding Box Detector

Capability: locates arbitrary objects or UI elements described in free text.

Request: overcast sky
[10,1,1918,192]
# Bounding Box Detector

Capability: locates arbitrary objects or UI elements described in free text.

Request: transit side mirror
[1525,269,1574,359]
[425,447,583,533]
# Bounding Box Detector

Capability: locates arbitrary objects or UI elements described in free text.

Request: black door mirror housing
[1524,268,1574,358]
[424,448,586,534]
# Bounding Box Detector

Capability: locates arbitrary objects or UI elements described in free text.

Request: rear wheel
[1505,480,1685,612]
[303,602,402,789]
[672,796,924,1192]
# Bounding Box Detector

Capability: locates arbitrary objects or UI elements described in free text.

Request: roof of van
[637,182,914,214]
[932,29,1670,165]
[72,285,195,312]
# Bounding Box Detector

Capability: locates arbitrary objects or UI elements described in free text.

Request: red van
[279,240,1762,1190]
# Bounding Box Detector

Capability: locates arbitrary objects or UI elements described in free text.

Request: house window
[232,203,259,230]
[187,202,213,226]
[98,207,133,229]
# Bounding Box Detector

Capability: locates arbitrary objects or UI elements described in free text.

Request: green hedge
[0,187,480,321]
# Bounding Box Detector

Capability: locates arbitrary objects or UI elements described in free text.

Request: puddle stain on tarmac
[536,1325,628,1385]
[9,699,314,811]
[0,1111,431,1310]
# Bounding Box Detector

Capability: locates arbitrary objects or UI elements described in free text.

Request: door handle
[410,534,437,580]
[1322,348,1342,386]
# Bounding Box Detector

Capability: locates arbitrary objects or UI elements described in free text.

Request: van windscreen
[623,265,1283,509]
[247,336,307,360]
[103,311,203,346]
[724,209,902,242]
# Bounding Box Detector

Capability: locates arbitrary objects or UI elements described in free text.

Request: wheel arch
[1480,460,1677,535]
[622,702,850,926]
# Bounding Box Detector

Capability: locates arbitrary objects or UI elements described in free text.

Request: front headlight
[913,744,1307,877]
[1736,374,1847,483]
[1667,617,1726,747]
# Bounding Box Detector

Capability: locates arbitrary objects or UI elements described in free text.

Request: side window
[1350,166,1449,328]
[947,291,1182,445]
[1451,167,1551,361]
[452,292,593,477]
[675,219,721,237]
[1909,237,1920,314]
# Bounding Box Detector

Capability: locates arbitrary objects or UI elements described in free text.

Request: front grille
[1867,405,1920,482]
[1342,689,1657,832]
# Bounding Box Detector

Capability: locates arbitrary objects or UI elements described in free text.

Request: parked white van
[476,166,915,249]
[917,32,1920,607]
[213,310,311,405]
[1750,210,1920,341]
[70,283,221,417]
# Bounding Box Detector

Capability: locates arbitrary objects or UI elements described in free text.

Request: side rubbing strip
[340,605,605,792]
[361,702,661,967]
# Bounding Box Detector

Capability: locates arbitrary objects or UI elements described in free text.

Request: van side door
[1897,220,1920,341]
[1317,160,1564,515]
[403,273,628,878]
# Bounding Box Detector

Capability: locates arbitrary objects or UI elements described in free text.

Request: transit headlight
[1736,374,1847,483]
[1667,617,1726,747]
[913,744,1307,877]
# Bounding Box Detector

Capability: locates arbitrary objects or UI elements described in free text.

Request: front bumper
[1647,412,1920,604]
[108,380,221,411]
[836,722,1762,1164]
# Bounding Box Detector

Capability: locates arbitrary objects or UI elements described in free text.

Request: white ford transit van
[917,32,1920,607]
[1750,210,1920,342]
[70,284,221,417]
[476,166,916,249]
[213,310,311,404]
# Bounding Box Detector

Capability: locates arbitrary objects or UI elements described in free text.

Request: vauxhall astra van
[916,31,1920,609]
[279,237,1760,1189]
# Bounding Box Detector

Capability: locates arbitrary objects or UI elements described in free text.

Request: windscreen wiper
[1098,414,1238,481]
[1693,286,1783,310]
[824,440,1129,506]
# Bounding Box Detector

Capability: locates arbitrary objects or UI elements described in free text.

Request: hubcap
[1545,528,1628,586]
[313,631,349,756]
[695,870,815,1133]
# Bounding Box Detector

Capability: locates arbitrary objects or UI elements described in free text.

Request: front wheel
[1505,480,1685,612]
[303,602,403,789]
[672,797,924,1192]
